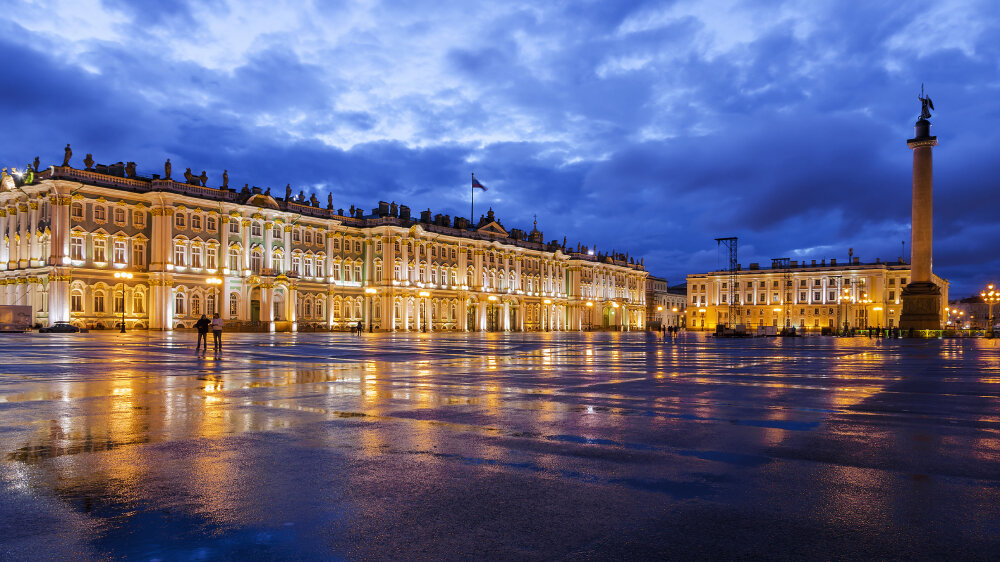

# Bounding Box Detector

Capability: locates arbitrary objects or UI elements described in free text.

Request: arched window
[229,293,239,317]
[191,294,201,316]
[304,299,312,317]
[316,300,323,318]
[206,293,216,315]
[250,249,263,273]
[93,291,106,314]
[291,255,301,275]
[228,248,240,272]
[71,290,84,312]
[271,250,282,273]
[174,292,185,315]
[251,221,262,237]
[132,292,145,314]
[71,202,84,219]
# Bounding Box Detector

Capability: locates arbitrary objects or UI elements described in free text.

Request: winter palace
[0,155,647,331]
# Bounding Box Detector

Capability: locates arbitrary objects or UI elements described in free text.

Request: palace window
[207,216,217,231]
[113,240,127,264]
[133,242,146,267]
[292,229,301,243]
[354,241,361,253]
[175,214,185,228]
[192,215,202,230]
[814,291,820,301]
[304,258,313,278]
[114,293,124,314]
[206,246,217,270]
[94,206,107,222]
[133,211,145,228]
[191,246,203,268]
[889,291,895,300]
[191,294,201,316]
[316,257,325,276]
[133,293,145,314]
[71,202,84,219]
[271,251,282,272]
[251,221,262,237]
[273,225,282,238]
[304,299,312,317]
[71,292,83,313]
[375,240,382,253]
[174,242,186,266]
[228,248,240,271]
[829,292,836,301]
[250,249,263,273]
[334,239,341,251]
[230,293,239,316]
[114,208,126,224]
[70,236,84,260]
[93,239,107,263]
[291,256,301,275]
[229,219,240,234]
[374,262,382,280]
[304,230,312,244]
[206,293,215,315]
[354,264,362,282]
[174,293,185,315]
[94,292,106,313]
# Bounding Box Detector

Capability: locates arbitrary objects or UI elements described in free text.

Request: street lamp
[981,284,999,337]
[114,271,133,333]
[365,287,377,332]
[206,276,222,317]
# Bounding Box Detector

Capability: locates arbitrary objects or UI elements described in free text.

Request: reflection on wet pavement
[1,331,999,559]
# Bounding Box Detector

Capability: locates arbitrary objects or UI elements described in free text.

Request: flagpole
[470,172,475,230]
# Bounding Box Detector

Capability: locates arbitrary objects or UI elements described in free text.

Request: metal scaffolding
[716,237,739,327]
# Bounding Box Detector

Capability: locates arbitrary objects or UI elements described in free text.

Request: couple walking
[195,313,224,353]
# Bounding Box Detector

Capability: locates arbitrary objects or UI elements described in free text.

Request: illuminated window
[192,215,202,230]
[206,246,217,270]
[71,202,84,219]
[94,206,106,222]
[251,221,262,237]
[207,216,216,231]
[114,208,126,224]
[175,213,185,229]
[229,219,239,234]
[71,292,83,312]
[133,211,145,227]
[174,292,185,315]
[133,242,146,267]
[70,236,84,260]
[93,239,107,263]
[173,242,186,266]
[113,240,127,263]
[133,293,145,314]
[230,293,239,316]
[191,246,203,268]
[94,292,105,313]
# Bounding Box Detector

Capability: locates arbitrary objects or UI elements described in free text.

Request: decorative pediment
[476,221,508,236]
[246,193,280,210]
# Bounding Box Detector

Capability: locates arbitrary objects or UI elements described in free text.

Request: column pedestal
[900,282,941,331]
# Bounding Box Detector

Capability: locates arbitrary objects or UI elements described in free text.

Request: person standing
[211,313,224,352]
[194,314,210,353]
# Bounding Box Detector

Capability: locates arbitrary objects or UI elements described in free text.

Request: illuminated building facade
[645,276,687,329]
[686,258,948,332]
[0,161,647,331]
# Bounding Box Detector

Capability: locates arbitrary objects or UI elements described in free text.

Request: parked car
[39,322,82,333]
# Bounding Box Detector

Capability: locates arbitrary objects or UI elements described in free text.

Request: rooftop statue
[83,153,94,170]
[183,168,195,183]
[285,184,292,200]
[164,158,172,180]
[125,161,136,178]
[32,156,39,172]
[222,169,229,189]
[199,170,207,187]
[62,144,72,167]
[327,193,333,209]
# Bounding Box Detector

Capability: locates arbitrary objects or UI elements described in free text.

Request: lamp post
[365,287,377,332]
[206,276,222,317]
[114,271,133,333]
[420,290,431,331]
[585,301,593,330]
[981,284,999,337]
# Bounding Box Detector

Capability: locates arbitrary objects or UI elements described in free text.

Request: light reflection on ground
[1,331,999,559]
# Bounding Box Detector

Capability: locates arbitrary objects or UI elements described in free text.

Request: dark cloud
[1,1,997,297]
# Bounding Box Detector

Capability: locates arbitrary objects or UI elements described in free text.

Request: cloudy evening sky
[2,0,997,296]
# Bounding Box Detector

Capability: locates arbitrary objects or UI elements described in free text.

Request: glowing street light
[981,284,999,337]
[114,271,133,333]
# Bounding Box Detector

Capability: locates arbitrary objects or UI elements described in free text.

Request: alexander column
[900,88,942,331]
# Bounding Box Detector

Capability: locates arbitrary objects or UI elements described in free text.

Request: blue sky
[2,0,996,296]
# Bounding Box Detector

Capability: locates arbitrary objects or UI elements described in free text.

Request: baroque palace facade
[686,258,948,332]
[0,159,646,332]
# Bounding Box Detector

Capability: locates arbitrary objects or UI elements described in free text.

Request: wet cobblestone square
[1,331,999,559]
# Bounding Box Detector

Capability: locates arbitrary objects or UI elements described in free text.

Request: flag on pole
[472,176,487,191]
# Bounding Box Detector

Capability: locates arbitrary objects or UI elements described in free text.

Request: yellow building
[0,158,647,331]
[686,258,948,332]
